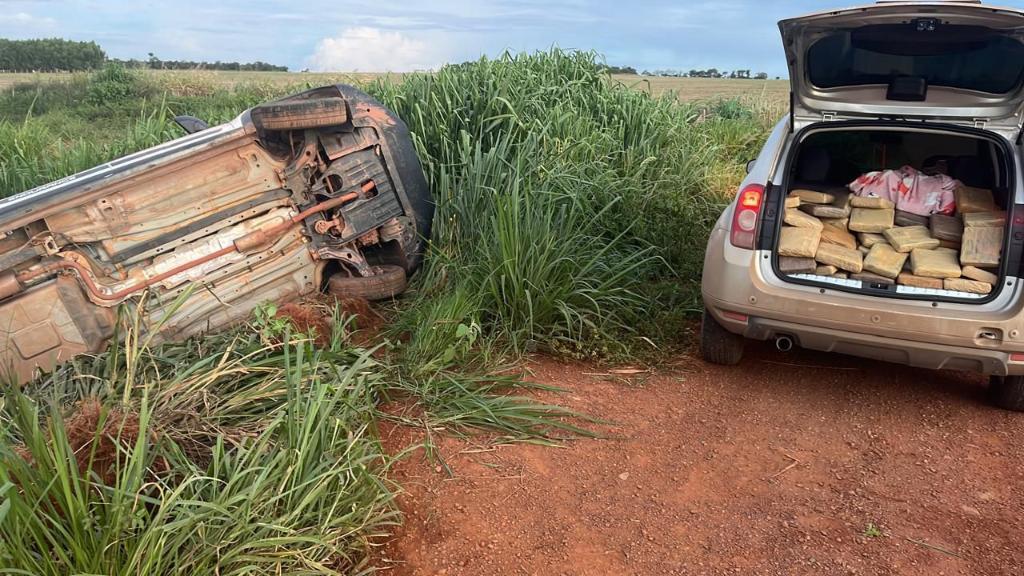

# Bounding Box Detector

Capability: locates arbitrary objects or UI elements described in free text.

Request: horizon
[6,1,1024,77]
[0,1,950,76]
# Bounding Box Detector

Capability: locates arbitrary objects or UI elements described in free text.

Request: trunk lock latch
[977,329,1003,345]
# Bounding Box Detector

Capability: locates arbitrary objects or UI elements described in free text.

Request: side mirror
[746,159,757,174]
[173,115,210,134]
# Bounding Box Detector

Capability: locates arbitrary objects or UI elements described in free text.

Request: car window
[807,23,1024,94]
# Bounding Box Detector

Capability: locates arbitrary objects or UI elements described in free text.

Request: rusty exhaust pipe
[0,270,23,300]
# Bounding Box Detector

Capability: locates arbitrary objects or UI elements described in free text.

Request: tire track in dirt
[377,343,1024,575]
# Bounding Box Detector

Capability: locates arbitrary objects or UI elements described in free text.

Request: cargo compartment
[765,124,1020,302]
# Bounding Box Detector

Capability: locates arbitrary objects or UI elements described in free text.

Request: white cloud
[0,11,55,26]
[307,27,452,72]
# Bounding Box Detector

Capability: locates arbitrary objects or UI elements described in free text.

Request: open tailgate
[780,2,1024,135]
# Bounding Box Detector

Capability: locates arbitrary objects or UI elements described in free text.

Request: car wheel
[327,265,408,301]
[700,308,744,366]
[250,98,349,131]
[989,375,1024,412]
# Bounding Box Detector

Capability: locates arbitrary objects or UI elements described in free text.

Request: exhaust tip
[775,335,794,353]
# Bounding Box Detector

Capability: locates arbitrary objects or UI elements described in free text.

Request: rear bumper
[702,226,1024,376]
[711,307,1021,375]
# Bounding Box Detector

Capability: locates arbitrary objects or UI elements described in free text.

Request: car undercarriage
[0,85,432,382]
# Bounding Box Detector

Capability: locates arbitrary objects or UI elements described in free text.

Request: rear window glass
[807,23,1024,94]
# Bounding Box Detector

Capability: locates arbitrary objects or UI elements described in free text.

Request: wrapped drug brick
[802,191,852,218]
[816,243,863,273]
[897,273,943,289]
[822,217,849,231]
[895,210,930,227]
[851,272,894,285]
[784,196,801,209]
[960,226,1003,268]
[784,208,824,230]
[815,265,838,276]
[790,189,835,204]
[858,232,888,248]
[929,214,963,242]
[910,247,962,278]
[779,257,817,274]
[963,211,1006,228]
[944,278,992,295]
[962,266,998,284]
[849,195,895,209]
[779,226,821,258]
[849,207,895,233]
[955,185,998,214]
[883,226,940,253]
[863,244,908,279]
[820,226,857,250]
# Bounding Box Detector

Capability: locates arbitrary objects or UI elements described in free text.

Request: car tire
[250,98,349,131]
[989,375,1024,412]
[327,265,407,301]
[700,308,744,366]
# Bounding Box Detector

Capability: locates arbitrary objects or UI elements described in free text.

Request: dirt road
[377,342,1024,575]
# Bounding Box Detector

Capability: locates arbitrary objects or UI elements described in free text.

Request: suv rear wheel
[989,375,1024,412]
[327,265,407,301]
[700,308,745,366]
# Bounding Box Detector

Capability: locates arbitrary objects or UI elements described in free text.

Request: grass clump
[0,310,398,574]
[370,50,771,360]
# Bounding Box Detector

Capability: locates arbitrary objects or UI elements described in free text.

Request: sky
[4,0,1024,76]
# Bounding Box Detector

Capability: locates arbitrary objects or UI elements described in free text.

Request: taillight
[729,183,765,249]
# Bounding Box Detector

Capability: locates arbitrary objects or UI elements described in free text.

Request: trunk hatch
[780,2,1024,136]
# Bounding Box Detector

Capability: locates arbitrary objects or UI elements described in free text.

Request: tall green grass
[1,321,397,574]
[370,50,773,360]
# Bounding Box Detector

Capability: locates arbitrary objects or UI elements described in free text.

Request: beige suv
[700,1,1024,411]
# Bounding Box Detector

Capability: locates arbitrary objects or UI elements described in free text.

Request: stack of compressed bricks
[777,185,1003,295]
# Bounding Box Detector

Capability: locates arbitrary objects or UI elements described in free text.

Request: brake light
[729,184,765,249]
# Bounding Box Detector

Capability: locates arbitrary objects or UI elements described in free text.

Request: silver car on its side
[0,85,432,382]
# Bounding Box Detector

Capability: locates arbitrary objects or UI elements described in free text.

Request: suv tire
[250,98,349,131]
[989,375,1024,412]
[327,265,407,301]
[700,308,745,366]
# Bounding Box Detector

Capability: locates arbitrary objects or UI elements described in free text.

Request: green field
[0,53,777,574]
[0,69,789,102]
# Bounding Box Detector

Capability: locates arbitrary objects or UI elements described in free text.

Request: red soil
[377,343,1024,575]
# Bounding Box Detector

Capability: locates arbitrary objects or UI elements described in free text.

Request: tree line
[645,68,773,80]
[0,38,288,72]
[604,64,776,80]
[110,53,286,72]
[0,38,105,72]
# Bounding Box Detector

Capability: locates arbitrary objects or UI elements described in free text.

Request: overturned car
[0,85,433,382]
